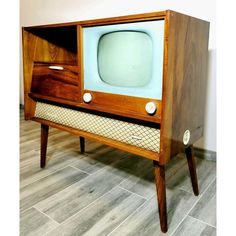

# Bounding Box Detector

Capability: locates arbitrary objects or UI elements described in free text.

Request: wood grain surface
[31,62,80,101]
[160,10,210,164]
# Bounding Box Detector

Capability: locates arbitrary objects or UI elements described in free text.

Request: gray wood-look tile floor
[20,109,216,236]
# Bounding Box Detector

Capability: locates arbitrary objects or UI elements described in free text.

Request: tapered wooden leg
[40,124,49,168]
[185,145,199,196]
[153,161,168,233]
[80,137,85,153]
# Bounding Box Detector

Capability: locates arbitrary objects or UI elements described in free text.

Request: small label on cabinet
[131,135,142,140]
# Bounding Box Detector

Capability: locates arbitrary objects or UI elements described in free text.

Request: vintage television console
[22,10,210,233]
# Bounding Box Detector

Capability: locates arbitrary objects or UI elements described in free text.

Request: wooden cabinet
[22,10,210,233]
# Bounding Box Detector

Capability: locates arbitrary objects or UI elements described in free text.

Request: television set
[77,19,166,121]
[23,10,210,233]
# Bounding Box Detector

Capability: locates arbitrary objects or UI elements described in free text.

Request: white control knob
[145,102,157,115]
[83,93,92,103]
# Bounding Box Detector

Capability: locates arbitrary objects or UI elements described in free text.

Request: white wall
[20,0,216,152]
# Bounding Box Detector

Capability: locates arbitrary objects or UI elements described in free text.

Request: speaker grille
[35,102,160,153]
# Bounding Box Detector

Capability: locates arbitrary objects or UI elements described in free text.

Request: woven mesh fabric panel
[35,102,160,153]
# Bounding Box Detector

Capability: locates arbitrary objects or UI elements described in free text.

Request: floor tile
[171,216,216,236]
[119,155,188,199]
[20,207,58,236]
[35,156,147,223]
[167,157,216,194]
[119,160,154,199]
[110,188,199,236]
[20,149,84,188]
[71,145,127,174]
[20,166,88,212]
[46,187,145,236]
[189,179,216,227]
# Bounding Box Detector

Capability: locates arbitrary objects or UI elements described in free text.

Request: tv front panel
[83,20,165,100]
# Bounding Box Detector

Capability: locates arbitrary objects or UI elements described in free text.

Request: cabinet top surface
[23,10,168,29]
[22,10,209,29]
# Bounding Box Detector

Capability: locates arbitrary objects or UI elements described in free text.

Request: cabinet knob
[83,93,92,103]
[145,102,157,115]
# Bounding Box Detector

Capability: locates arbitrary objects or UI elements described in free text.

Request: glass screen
[98,31,153,87]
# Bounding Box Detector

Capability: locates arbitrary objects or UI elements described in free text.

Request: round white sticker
[183,130,191,145]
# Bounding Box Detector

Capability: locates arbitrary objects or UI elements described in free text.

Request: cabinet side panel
[160,11,210,164]
[22,30,37,119]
